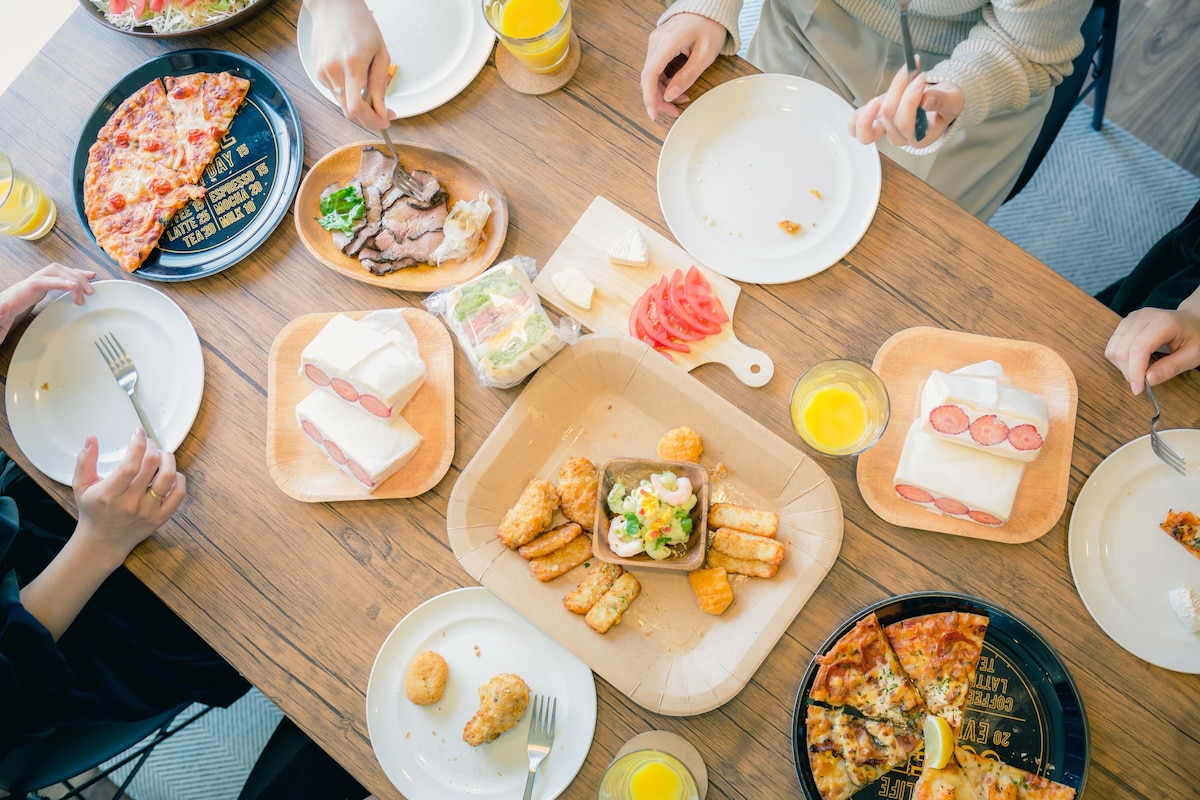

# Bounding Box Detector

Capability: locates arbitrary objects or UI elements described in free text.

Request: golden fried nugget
[518,521,583,560]
[710,527,785,565]
[585,572,641,633]
[689,567,734,615]
[497,477,559,549]
[657,426,703,463]
[404,650,448,705]
[707,548,779,578]
[462,673,529,746]
[563,562,623,614]
[557,456,599,531]
[709,503,779,537]
[528,535,593,582]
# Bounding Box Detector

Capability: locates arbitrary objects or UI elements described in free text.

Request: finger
[851,98,883,144]
[148,449,178,500]
[72,435,101,496]
[1146,353,1189,387]
[641,45,677,119]
[110,427,150,493]
[158,472,187,521]
[662,53,712,106]
[131,438,164,493]
[362,55,392,129]
[896,73,927,144]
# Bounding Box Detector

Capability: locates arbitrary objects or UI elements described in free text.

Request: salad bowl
[593,458,709,572]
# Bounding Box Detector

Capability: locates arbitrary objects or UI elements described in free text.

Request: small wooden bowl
[593,458,709,572]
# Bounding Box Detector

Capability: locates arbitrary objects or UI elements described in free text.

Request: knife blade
[896,0,929,142]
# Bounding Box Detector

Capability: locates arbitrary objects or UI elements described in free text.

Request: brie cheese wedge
[550,267,595,310]
[607,228,649,267]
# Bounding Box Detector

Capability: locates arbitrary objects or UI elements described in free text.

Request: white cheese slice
[550,267,595,310]
[893,420,1026,526]
[296,390,422,492]
[1169,587,1200,633]
[607,228,649,267]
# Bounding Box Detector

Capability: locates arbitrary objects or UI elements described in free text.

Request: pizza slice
[807,705,923,800]
[810,612,928,727]
[957,747,1076,800]
[96,77,187,173]
[163,71,251,183]
[884,611,989,734]
[912,749,975,800]
[1160,509,1200,560]
[83,140,204,271]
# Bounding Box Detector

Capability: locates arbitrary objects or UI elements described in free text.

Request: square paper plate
[447,335,843,715]
[856,327,1078,543]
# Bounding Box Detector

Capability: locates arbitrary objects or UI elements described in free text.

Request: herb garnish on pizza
[83,71,250,272]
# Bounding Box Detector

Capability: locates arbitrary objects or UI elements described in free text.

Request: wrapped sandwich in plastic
[425,256,579,389]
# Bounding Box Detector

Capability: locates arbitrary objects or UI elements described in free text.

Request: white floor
[2,0,76,95]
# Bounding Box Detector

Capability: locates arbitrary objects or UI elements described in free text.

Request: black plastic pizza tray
[791,591,1089,799]
[71,48,302,282]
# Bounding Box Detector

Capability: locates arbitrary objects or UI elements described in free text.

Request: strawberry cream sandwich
[919,361,1049,462]
[300,311,426,420]
[296,390,422,492]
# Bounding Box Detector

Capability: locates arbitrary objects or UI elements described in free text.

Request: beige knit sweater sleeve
[657,0,746,55]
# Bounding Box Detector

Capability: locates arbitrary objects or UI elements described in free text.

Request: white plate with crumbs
[658,73,881,284]
[1068,430,1200,673]
[365,587,596,799]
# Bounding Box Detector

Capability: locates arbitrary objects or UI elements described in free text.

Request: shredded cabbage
[92,0,258,34]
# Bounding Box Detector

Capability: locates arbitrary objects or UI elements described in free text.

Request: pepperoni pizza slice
[163,71,251,183]
[884,611,989,734]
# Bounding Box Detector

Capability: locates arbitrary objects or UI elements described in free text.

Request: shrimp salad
[91,0,259,34]
[606,471,697,560]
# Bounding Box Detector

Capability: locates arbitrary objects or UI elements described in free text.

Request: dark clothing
[239,717,368,800]
[0,454,248,759]
[1096,198,1200,314]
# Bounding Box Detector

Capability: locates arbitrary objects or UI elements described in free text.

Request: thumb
[1146,355,1187,388]
[662,59,706,104]
[73,435,101,495]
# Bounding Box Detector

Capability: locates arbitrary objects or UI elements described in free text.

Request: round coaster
[614,730,708,799]
[495,31,581,95]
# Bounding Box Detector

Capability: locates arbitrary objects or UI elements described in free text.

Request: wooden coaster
[615,731,709,799]
[495,32,581,95]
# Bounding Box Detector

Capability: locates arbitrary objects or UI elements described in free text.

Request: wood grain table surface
[1,1,1198,797]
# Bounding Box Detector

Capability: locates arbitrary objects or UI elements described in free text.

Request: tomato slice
[684,266,729,325]
[630,285,689,353]
[654,277,704,341]
[666,269,721,335]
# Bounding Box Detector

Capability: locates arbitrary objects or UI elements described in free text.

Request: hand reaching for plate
[304,0,394,129]
[640,13,727,120]
[0,262,95,344]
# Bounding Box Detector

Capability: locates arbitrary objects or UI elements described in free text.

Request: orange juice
[0,158,57,241]
[597,749,699,800]
[795,383,869,453]
[485,0,572,74]
[629,760,684,799]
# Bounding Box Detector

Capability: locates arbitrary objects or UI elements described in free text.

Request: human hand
[306,0,393,129]
[0,262,95,343]
[1105,304,1200,394]
[641,13,727,120]
[72,428,187,564]
[849,64,963,149]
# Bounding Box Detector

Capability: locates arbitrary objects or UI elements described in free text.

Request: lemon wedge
[923,714,954,769]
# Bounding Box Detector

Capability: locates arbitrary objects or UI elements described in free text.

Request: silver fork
[95,332,160,446]
[359,87,423,197]
[1144,382,1186,475]
[522,695,557,800]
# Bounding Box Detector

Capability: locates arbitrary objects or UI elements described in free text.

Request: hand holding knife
[896,0,929,142]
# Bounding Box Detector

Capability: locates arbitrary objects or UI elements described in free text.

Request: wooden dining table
[2,0,1198,797]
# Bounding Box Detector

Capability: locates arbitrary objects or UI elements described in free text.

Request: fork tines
[530,694,557,736]
[1145,383,1187,475]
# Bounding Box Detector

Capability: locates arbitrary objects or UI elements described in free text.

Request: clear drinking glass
[791,359,890,456]
[597,749,700,800]
[483,0,573,74]
[0,150,57,241]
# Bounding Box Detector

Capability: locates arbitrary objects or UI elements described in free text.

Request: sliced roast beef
[364,256,420,276]
[364,185,383,227]
[354,147,395,195]
[378,229,444,264]
[380,201,448,243]
[343,221,381,257]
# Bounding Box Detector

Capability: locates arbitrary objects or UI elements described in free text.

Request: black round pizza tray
[71,48,302,281]
[791,591,1089,799]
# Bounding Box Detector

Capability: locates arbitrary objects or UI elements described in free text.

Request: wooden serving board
[535,196,774,387]
[856,327,1078,543]
[265,308,454,502]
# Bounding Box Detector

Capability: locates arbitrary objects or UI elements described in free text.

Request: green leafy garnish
[316,184,365,235]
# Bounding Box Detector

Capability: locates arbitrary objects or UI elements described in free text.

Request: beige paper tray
[446,335,842,715]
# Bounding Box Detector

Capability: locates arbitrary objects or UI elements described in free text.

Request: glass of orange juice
[0,150,57,241]
[791,359,890,457]
[483,0,573,74]
[597,749,700,800]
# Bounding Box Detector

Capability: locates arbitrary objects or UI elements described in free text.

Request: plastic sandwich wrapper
[424,256,580,389]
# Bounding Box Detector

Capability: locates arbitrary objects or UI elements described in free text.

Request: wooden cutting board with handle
[535,196,774,387]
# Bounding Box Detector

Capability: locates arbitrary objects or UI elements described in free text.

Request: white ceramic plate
[297,0,495,119]
[5,281,204,484]
[1068,430,1200,672]
[365,587,596,799]
[658,73,881,284]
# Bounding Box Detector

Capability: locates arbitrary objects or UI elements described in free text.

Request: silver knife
[896,0,929,142]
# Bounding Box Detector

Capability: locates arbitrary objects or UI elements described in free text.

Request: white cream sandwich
[919,361,1049,462]
[296,390,422,492]
[300,310,426,420]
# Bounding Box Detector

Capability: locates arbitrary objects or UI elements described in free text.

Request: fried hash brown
[463,673,529,746]
[557,456,599,530]
[689,566,734,615]
[404,650,448,705]
[528,534,593,582]
[657,426,703,463]
[709,503,779,537]
[563,562,623,614]
[497,477,559,549]
[707,548,779,578]
[585,572,641,633]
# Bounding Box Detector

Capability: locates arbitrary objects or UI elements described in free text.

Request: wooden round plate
[294,141,508,294]
[856,327,1078,543]
[265,308,454,502]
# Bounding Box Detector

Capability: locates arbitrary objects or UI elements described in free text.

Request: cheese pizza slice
[96,77,187,173]
[163,71,251,183]
[807,705,923,800]
[810,613,928,727]
[957,748,1076,800]
[884,611,989,734]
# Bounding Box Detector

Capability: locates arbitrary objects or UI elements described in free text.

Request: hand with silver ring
[333,86,345,98]
[305,0,392,129]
